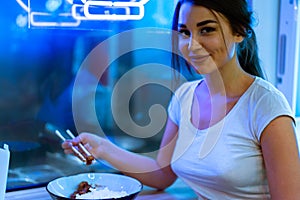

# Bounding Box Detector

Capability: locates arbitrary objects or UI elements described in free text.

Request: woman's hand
[61,132,109,160]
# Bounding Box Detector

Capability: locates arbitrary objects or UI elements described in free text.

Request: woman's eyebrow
[196,20,218,27]
[178,24,187,28]
[178,20,218,28]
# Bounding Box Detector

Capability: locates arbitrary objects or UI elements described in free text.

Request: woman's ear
[234,34,244,43]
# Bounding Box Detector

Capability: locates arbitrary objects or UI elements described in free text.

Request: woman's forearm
[99,139,177,189]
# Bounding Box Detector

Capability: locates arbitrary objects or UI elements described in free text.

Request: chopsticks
[66,129,93,158]
[55,129,94,165]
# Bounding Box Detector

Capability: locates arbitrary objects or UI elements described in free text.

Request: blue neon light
[16,0,150,28]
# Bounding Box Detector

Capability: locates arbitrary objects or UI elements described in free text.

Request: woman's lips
[189,55,210,63]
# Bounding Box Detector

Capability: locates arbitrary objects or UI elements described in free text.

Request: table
[5,179,198,200]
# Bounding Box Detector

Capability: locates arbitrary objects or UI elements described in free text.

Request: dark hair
[171,0,266,80]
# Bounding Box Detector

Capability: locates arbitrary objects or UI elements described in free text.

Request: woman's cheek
[178,41,189,61]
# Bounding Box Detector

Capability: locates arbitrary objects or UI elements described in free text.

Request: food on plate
[70,181,128,199]
[70,181,91,199]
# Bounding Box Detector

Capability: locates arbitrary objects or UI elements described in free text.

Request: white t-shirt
[169,77,294,200]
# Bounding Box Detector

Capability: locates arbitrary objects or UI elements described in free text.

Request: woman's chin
[192,65,218,75]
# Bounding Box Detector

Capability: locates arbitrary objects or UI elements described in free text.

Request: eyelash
[178,30,190,37]
[178,27,216,38]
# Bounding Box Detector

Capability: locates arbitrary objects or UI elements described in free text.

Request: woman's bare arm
[261,116,300,199]
[62,118,179,190]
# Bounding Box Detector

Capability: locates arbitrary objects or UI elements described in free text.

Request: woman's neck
[202,62,254,98]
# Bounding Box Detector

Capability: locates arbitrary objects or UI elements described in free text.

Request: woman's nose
[188,37,202,51]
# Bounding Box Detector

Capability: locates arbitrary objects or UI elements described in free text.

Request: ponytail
[237,27,266,79]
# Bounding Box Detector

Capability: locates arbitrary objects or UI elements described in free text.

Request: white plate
[46,173,142,200]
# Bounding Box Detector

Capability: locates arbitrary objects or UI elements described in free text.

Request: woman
[62,0,300,199]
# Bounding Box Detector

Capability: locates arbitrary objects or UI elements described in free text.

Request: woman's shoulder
[247,77,294,137]
[251,77,285,97]
[249,76,292,112]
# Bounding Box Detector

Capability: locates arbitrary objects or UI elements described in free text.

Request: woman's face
[177,3,243,74]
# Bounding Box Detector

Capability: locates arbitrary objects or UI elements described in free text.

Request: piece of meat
[75,144,95,165]
[70,181,92,199]
[85,155,95,165]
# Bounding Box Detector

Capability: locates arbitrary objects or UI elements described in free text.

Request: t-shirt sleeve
[252,90,295,140]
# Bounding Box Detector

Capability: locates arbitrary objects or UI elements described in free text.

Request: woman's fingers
[61,140,72,149]
[61,136,95,165]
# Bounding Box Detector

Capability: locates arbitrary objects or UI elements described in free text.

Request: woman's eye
[178,29,190,38]
[200,27,216,35]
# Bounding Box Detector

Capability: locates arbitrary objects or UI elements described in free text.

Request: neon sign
[16,0,150,28]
